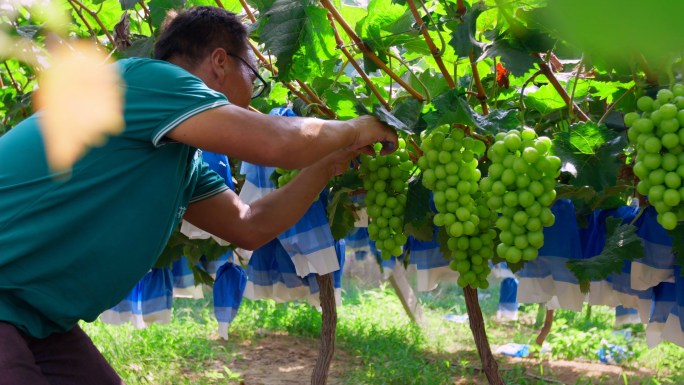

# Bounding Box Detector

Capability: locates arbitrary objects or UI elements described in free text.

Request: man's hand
[305,148,359,179]
[345,115,398,156]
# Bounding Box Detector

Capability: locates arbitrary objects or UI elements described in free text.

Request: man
[0,6,397,384]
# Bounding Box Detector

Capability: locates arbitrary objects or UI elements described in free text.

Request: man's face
[220,52,258,109]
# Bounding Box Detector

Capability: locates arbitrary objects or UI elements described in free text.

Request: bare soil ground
[213,332,657,385]
[222,332,354,385]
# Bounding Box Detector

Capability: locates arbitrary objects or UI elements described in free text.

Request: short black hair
[154,6,249,67]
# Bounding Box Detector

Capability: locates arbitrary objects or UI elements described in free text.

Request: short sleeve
[189,159,230,204]
[118,58,230,147]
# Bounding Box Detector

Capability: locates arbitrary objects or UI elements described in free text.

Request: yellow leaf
[34,41,123,172]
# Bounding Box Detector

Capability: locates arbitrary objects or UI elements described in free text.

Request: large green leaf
[119,0,138,10]
[468,107,520,137]
[257,0,336,82]
[524,83,566,113]
[424,89,519,136]
[483,36,540,77]
[123,35,155,58]
[149,0,186,29]
[567,217,643,293]
[449,2,485,58]
[247,0,276,12]
[532,0,684,69]
[553,122,627,192]
[327,189,356,240]
[324,85,358,120]
[389,97,423,132]
[355,0,415,52]
[403,175,434,241]
[355,101,421,135]
[423,89,471,129]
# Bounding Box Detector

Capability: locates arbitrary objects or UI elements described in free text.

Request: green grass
[82,278,684,385]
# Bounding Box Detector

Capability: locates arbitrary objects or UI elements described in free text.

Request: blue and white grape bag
[584,206,651,322]
[214,261,247,339]
[103,150,237,327]
[100,268,173,328]
[632,206,675,290]
[407,226,457,292]
[662,266,684,348]
[239,107,344,307]
[517,199,585,311]
[171,256,204,299]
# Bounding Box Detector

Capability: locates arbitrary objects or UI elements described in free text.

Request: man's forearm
[168,106,357,170]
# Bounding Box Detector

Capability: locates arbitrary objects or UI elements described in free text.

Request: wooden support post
[463,286,505,385]
[387,263,424,325]
[311,273,337,385]
[535,309,554,346]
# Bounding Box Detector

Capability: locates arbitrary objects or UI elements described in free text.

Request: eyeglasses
[229,54,268,99]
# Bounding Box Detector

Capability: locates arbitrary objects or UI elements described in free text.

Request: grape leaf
[533,0,684,69]
[566,218,643,293]
[552,122,627,193]
[467,107,520,137]
[403,176,434,241]
[123,35,155,58]
[408,70,450,103]
[191,265,215,286]
[355,0,416,52]
[356,102,419,134]
[483,37,541,77]
[246,0,276,12]
[257,0,336,82]
[119,0,138,10]
[327,189,356,240]
[424,90,519,136]
[155,227,232,287]
[389,97,423,132]
[667,223,684,275]
[333,168,363,192]
[524,84,567,113]
[324,85,359,120]
[149,0,186,29]
[449,2,485,58]
[423,89,470,129]
[15,25,42,39]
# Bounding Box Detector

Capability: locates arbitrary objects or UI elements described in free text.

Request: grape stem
[456,123,490,145]
[406,0,456,88]
[629,206,646,226]
[597,84,636,126]
[518,69,542,125]
[325,12,391,110]
[469,52,489,115]
[568,56,584,121]
[636,53,659,86]
[67,0,117,48]
[456,0,467,16]
[534,53,590,122]
[408,138,423,158]
[319,0,426,102]
[138,1,154,35]
[68,2,100,47]
[230,2,337,118]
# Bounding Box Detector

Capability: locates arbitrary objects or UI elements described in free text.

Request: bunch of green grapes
[417,125,493,289]
[480,128,559,264]
[361,139,413,259]
[274,168,300,188]
[628,84,684,230]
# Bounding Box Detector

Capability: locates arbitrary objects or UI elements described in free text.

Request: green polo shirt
[0,58,230,338]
